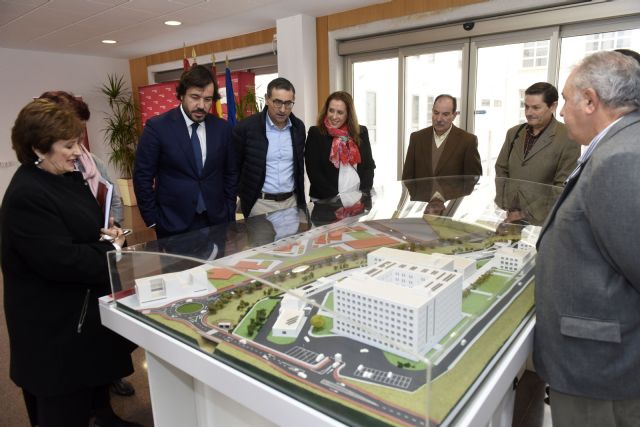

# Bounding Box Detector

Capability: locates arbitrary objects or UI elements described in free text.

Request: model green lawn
[176,302,204,314]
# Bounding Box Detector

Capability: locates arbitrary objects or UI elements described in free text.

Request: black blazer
[134,107,238,235]
[1,166,134,396]
[305,125,376,200]
[233,108,307,217]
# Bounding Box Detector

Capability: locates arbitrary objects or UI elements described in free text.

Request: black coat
[233,108,306,217]
[1,166,133,397]
[305,125,376,200]
[134,107,238,235]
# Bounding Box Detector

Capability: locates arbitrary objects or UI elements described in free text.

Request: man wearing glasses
[233,77,307,217]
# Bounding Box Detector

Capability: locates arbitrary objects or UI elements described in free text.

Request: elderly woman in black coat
[1,99,140,427]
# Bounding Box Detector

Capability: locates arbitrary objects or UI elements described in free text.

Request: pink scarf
[76,145,101,198]
[325,116,361,169]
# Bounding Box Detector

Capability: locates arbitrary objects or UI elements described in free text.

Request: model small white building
[272,291,308,337]
[495,247,534,271]
[134,267,212,305]
[135,277,168,303]
[368,247,476,279]
[334,248,463,360]
[517,225,540,250]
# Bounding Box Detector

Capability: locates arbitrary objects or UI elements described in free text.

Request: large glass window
[557,28,640,114]
[347,17,640,180]
[403,49,463,159]
[352,58,399,186]
[473,39,550,176]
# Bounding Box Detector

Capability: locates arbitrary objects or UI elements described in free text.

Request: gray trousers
[550,389,640,427]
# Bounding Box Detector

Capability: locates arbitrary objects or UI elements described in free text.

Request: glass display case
[101,176,562,427]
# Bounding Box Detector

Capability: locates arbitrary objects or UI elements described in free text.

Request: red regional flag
[183,43,190,71]
[211,53,223,117]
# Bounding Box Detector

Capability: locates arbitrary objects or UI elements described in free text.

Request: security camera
[463,22,475,31]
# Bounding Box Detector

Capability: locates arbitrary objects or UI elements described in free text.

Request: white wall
[0,47,130,200]
[276,14,317,126]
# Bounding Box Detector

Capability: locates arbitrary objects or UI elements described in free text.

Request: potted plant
[101,74,139,206]
[236,87,263,120]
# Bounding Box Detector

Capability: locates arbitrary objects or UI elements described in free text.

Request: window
[474,38,549,176]
[366,91,377,142]
[558,27,640,114]
[409,96,420,133]
[522,40,549,68]
[348,14,640,180]
[585,31,631,53]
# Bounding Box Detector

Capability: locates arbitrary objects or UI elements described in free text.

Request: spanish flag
[225,56,237,127]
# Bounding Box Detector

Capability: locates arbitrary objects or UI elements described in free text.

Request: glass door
[468,29,557,176]
[402,42,468,161]
[557,22,640,114]
[351,55,399,185]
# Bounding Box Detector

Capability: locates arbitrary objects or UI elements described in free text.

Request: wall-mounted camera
[463,22,475,31]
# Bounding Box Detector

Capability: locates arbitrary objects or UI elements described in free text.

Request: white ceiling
[0,0,388,58]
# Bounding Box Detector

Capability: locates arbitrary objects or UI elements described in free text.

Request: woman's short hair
[316,91,361,145]
[12,99,84,165]
[38,91,91,121]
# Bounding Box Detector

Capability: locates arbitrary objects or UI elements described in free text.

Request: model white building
[134,267,212,304]
[135,277,168,303]
[517,225,540,250]
[367,247,476,279]
[334,248,463,360]
[272,291,308,337]
[495,247,534,272]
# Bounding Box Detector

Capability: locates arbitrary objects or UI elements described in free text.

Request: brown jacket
[402,125,482,180]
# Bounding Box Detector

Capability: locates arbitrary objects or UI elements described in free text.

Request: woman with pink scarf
[305,91,376,207]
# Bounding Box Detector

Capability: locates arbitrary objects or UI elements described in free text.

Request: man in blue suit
[134,65,237,238]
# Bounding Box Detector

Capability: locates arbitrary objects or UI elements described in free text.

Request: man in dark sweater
[233,77,306,217]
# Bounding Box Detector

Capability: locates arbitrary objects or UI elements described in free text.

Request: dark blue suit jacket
[133,107,237,236]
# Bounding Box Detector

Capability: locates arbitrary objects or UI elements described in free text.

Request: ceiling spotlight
[164,20,182,26]
[101,39,117,44]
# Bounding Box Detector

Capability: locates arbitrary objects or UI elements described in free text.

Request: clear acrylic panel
[474,40,550,176]
[107,176,559,426]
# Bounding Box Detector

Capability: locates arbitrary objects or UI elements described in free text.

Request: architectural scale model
[115,219,538,427]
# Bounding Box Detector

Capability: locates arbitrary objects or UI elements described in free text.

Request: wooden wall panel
[326,0,485,31]
[129,56,149,108]
[316,16,329,111]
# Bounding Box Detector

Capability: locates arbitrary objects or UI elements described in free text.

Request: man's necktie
[191,123,203,173]
[191,123,206,213]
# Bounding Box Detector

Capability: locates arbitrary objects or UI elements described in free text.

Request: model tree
[310,315,326,331]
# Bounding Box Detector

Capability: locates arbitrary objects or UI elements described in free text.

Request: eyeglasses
[270,99,295,109]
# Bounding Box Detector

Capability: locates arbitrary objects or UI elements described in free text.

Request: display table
[100,299,533,427]
[100,177,556,427]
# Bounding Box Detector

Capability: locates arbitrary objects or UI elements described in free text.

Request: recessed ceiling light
[164,20,182,26]
[102,39,117,44]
